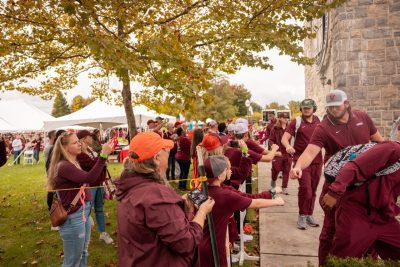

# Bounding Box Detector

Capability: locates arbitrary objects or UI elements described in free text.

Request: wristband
[99,153,108,159]
[241,146,248,154]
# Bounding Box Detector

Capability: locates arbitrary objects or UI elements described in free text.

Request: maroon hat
[77,130,91,140]
[174,121,183,128]
[278,112,290,119]
[147,119,156,125]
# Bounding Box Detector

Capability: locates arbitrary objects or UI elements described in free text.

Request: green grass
[0,153,260,266]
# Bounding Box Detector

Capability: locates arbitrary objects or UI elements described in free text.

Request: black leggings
[177,159,191,189]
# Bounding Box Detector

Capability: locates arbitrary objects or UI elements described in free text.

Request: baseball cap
[129,132,174,163]
[326,89,348,107]
[77,130,91,140]
[202,134,222,151]
[301,99,316,108]
[174,121,183,128]
[227,124,236,132]
[204,155,228,179]
[207,119,218,127]
[155,116,164,121]
[147,119,156,125]
[235,118,248,126]
[234,123,248,134]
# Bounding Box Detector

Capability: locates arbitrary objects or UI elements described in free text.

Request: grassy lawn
[0,153,260,266]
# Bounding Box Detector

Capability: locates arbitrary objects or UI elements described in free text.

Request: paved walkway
[257,162,324,267]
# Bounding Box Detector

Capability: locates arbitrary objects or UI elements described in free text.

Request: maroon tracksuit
[269,126,292,189]
[327,141,400,260]
[309,110,378,266]
[286,116,322,215]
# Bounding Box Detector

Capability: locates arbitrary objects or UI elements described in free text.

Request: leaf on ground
[22,261,28,265]
[31,260,38,265]
[106,259,117,267]
[35,240,44,245]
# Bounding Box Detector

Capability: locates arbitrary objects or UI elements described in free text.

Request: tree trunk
[121,69,137,138]
[118,18,137,138]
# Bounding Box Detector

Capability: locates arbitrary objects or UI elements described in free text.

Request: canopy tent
[0,117,18,132]
[0,99,54,132]
[44,100,176,131]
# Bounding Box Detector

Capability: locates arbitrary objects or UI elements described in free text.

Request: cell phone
[187,188,208,206]
[229,140,239,148]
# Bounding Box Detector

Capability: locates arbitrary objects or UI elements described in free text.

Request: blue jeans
[90,188,106,233]
[33,150,39,163]
[13,150,21,164]
[177,159,191,189]
[59,202,92,267]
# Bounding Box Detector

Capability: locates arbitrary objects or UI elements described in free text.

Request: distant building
[304,0,400,137]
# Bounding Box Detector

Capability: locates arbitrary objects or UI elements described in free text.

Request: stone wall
[305,0,400,137]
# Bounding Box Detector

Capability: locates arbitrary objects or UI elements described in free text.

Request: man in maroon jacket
[322,141,400,260]
[282,99,323,230]
[290,89,384,266]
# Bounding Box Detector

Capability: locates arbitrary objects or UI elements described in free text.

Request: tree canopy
[0,0,345,135]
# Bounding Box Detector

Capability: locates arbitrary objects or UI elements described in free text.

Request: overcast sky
[0,50,305,115]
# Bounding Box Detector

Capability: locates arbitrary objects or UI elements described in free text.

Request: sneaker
[271,180,276,189]
[99,232,114,244]
[50,226,59,231]
[297,215,308,230]
[242,234,253,242]
[282,188,289,195]
[306,215,320,227]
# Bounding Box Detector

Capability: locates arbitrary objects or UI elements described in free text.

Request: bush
[325,256,400,267]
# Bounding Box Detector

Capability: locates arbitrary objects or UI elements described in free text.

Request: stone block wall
[305,0,400,137]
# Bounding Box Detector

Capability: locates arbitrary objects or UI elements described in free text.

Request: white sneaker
[282,188,289,195]
[242,234,253,242]
[50,226,59,231]
[99,232,114,244]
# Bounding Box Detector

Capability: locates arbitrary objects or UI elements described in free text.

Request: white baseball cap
[326,89,348,107]
[235,118,248,126]
[234,123,248,135]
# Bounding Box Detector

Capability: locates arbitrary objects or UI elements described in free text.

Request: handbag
[49,191,81,227]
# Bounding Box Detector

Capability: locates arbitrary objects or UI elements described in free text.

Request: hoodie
[115,172,203,267]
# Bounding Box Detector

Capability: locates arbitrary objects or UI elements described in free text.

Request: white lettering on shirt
[356,122,364,126]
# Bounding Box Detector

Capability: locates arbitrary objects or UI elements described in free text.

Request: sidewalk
[257,162,324,267]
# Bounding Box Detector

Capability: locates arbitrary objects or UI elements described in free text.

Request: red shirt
[265,119,276,139]
[269,126,289,158]
[286,115,323,163]
[115,174,202,267]
[310,110,377,162]
[175,136,191,161]
[225,147,262,166]
[328,141,400,223]
[163,131,177,155]
[199,186,252,267]
[55,158,107,214]
[245,139,265,154]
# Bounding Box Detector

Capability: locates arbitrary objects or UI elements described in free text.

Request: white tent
[0,99,54,132]
[0,117,18,132]
[44,100,176,131]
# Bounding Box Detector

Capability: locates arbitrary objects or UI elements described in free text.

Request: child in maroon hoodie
[322,141,400,260]
[199,155,285,267]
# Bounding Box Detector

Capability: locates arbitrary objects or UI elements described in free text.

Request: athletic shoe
[99,232,114,244]
[306,215,320,227]
[270,180,276,189]
[282,188,289,195]
[297,215,308,230]
[50,226,59,231]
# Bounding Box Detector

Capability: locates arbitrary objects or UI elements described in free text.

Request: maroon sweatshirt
[76,152,106,186]
[328,141,400,223]
[55,158,107,214]
[269,126,289,158]
[115,173,203,267]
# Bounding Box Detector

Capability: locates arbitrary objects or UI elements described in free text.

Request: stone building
[304,0,400,137]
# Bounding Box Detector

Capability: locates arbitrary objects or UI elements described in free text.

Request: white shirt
[12,139,23,151]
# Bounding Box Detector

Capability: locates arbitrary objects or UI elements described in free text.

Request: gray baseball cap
[204,155,228,179]
[326,89,348,107]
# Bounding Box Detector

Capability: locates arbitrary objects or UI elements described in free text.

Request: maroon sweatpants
[297,163,322,215]
[318,180,336,266]
[271,157,292,188]
[332,207,400,260]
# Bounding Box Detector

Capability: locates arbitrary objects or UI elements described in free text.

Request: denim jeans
[13,150,21,164]
[177,159,191,189]
[33,150,39,163]
[90,187,106,233]
[59,202,92,267]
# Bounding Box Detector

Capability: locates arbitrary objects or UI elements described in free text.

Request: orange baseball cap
[129,132,174,163]
[202,135,220,151]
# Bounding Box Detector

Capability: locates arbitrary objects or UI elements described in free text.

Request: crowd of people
[1,88,399,267]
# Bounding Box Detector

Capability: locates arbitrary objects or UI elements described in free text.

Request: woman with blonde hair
[47,132,113,267]
[76,130,113,245]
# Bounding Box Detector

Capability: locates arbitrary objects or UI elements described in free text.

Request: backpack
[324,142,400,183]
